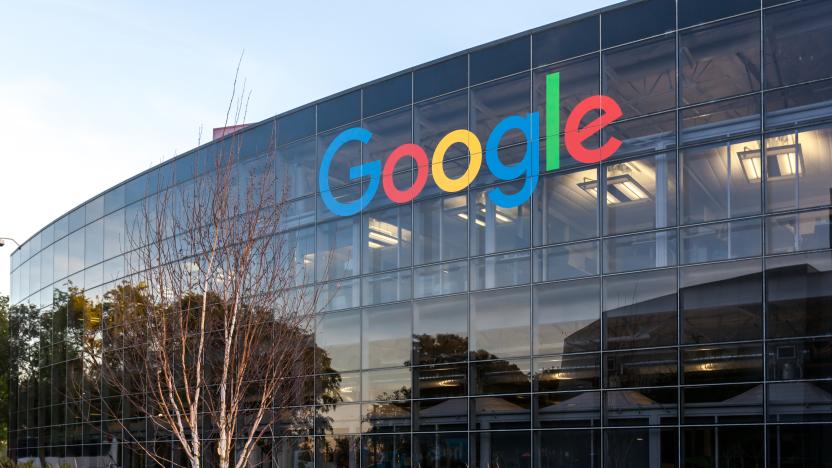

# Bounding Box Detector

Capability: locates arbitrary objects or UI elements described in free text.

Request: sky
[0,0,619,297]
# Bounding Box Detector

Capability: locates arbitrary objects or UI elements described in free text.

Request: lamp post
[0,237,20,248]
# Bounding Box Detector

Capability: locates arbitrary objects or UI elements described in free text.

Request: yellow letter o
[431,129,483,192]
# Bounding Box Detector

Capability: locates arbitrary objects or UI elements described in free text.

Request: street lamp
[0,237,20,248]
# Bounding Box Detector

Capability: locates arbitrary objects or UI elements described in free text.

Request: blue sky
[0,0,619,296]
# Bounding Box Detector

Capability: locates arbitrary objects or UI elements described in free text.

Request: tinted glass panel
[768,424,832,466]
[604,269,678,350]
[472,358,531,394]
[764,0,832,88]
[316,217,360,281]
[680,14,761,105]
[603,153,677,235]
[766,209,832,254]
[470,287,530,360]
[766,251,832,339]
[276,137,316,199]
[767,337,832,381]
[603,35,677,117]
[413,260,468,298]
[605,387,677,426]
[364,74,411,117]
[278,106,315,145]
[533,241,599,282]
[683,384,763,424]
[765,125,832,212]
[362,205,412,273]
[533,167,599,246]
[317,310,360,373]
[604,230,678,274]
[681,218,762,264]
[534,354,601,392]
[765,78,832,130]
[317,91,360,132]
[362,269,411,306]
[681,95,761,144]
[533,15,599,66]
[362,304,412,369]
[470,73,531,148]
[682,343,763,385]
[414,55,467,102]
[604,427,678,467]
[684,426,765,465]
[470,251,531,291]
[363,106,412,165]
[679,0,759,28]
[413,194,468,264]
[470,36,529,85]
[605,348,678,388]
[533,56,600,143]
[533,278,601,355]
[413,295,468,365]
[470,182,531,255]
[536,429,600,465]
[602,0,675,48]
[414,91,468,158]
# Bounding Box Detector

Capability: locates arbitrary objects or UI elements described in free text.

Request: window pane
[604,427,678,468]
[361,368,411,402]
[84,220,103,267]
[470,36,529,85]
[362,270,411,306]
[470,182,531,255]
[413,363,467,399]
[471,287,531,360]
[363,106,412,165]
[362,304,412,369]
[278,106,315,145]
[764,0,832,88]
[470,73,530,148]
[533,278,601,355]
[414,55,467,102]
[533,56,600,148]
[534,167,599,246]
[680,14,761,105]
[768,381,832,422]
[472,394,530,430]
[766,209,832,254]
[604,153,677,235]
[683,384,763,425]
[604,111,676,159]
[363,205,412,273]
[472,358,531,394]
[413,295,468,366]
[766,251,832,339]
[605,387,677,426]
[414,401,467,432]
[103,210,124,261]
[413,194,468,264]
[276,137,316,199]
[767,337,832,381]
[317,91,360,132]
[765,79,832,130]
[604,230,677,274]
[317,217,360,281]
[533,15,599,66]
[414,433,468,465]
[364,74,411,117]
[765,125,832,212]
[682,139,762,224]
[681,259,763,344]
[604,269,678,350]
[682,343,763,385]
[535,429,600,466]
[67,230,84,275]
[603,35,676,117]
[605,348,678,388]
[317,128,361,189]
[321,279,359,312]
[317,310,360,373]
[768,424,832,467]
[470,251,530,291]
[414,91,468,158]
[602,0,675,48]
[533,241,599,283]
[534,354,601,392]
[680,0,758,26]
[681,95,761,144]
[414,260,468,299]
[279,196,316,231]
[681,218,762,264]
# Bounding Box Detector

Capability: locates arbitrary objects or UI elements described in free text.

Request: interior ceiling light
[457,206,515,227]
[367,218,411,249]
[738,144,802,182]
[578,174,650,204]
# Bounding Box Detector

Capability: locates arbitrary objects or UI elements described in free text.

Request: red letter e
[565,95,623,164]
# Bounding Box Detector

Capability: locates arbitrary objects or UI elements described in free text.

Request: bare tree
[80,61,325,468]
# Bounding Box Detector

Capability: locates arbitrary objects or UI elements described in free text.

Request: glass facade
[8,0,832,466]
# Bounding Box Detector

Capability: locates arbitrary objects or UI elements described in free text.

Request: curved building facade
[8,0,832,466]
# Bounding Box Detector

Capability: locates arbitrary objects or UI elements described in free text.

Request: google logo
[319,72,624,216]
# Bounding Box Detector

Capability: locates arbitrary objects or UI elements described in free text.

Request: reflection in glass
[605,349,677,389]
[534,354,601,392]
[535,429,600,467]
[604,230,677,274]
[768,424,832,468]
[764,0,832,88]
[362,368,411,402]
[604,388,677,427]
[603,35,676,116]
[471,251,530,291]
[414,91,468,157]
[603,270,678,350]
[362,304,412,369]
[470,182,531,255]
[363,205,412,274]
[362,401,411,433]
[316,218,360,281]
[473,394,530,430]
[413,295,468,365]
[362,434,411,468]
[276,137,316,199]
[413,260,468,299]
[767,337,832,381]
[768,381,832,423]
[604,427,678,468]
[680,260,763,344]
[316,310,360,373]
[766,209,832,254]
[413,363,467,399]
[533,279,600,355]
[682,343,763,385]
[683,384,763,425]
[413,432,468,467]
[535,392,601,429]
[766,252,832,339]
[315,435,360,467]
[684,426,764,467]
[413,399,468,433]
[362,269,411,306]
[472,430,531,468]
[414,195,468,265]
[470,287,530,359]
[472,359,531,395]
[680,14,761,105]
